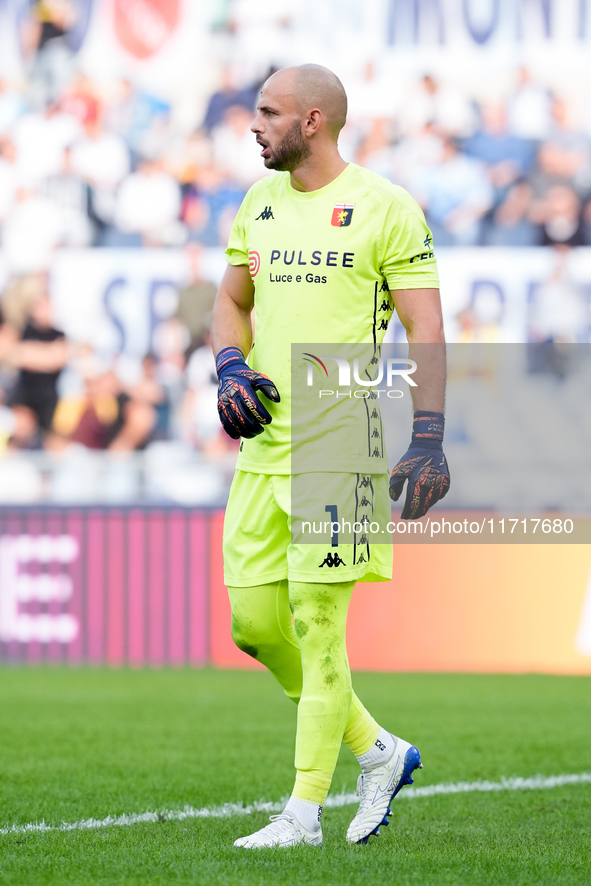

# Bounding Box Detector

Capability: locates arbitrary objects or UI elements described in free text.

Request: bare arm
[390,287,446,413]
[9,339,69,373]
[210,264,255,358]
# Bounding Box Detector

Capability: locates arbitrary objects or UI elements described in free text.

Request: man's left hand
[389,446,450,519]
[389,410,450,519]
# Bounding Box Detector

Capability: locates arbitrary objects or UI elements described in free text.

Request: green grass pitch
[0,668,590,886]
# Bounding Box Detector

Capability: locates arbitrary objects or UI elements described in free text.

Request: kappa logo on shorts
[319,552,346,568]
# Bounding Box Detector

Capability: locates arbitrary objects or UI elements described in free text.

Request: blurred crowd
[2,8,591,262]
[0,0,590,476]
[354,64,591,249]
[0,268,230,462]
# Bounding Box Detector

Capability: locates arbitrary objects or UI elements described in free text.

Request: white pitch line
[1,772,590,837]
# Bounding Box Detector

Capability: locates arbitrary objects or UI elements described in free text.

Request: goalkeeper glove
[389,410,450,519]
[216,346,280,440]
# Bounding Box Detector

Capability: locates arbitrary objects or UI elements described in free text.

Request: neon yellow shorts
[223,470,393,587]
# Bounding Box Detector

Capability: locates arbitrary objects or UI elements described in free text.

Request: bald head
[268,64,347,138]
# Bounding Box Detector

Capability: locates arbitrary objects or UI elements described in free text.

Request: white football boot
[346,735,422,844]
[234,812,323,848]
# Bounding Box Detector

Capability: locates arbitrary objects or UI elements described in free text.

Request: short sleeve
[225,193,250,267]
[380,192,440,290]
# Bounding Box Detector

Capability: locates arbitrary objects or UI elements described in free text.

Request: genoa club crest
[331,203,355,227]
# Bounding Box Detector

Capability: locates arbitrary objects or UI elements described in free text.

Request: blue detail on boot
[356,747,421,844]
[391,745,421,802]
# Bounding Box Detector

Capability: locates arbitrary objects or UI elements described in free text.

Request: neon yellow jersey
[225,162,439,474]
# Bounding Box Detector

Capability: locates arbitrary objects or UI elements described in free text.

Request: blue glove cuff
[216,346,245,379]
[409,410,445,451]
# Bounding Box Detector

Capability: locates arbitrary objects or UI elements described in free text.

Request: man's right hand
[216,346,280,439]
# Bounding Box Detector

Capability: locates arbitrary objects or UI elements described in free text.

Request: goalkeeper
[211,63,449,848]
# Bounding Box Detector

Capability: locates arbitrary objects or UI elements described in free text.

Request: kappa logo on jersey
[331,203,355,227]
[319,552,347,568]
[256,205,274,220]
[248,250,261,277]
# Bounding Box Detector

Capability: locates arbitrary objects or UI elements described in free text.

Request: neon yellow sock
[288,580,356,804]
[228,580,382,802]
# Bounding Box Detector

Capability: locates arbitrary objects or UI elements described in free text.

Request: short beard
[266,120,311,171]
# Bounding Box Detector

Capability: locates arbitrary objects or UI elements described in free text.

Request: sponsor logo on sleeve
[410,235,435,263]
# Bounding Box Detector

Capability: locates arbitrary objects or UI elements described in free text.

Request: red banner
[114,0,180,59]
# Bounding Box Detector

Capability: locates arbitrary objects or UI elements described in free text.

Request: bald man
[211,64,449,847]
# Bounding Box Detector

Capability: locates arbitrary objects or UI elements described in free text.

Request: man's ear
[304,108,322,136]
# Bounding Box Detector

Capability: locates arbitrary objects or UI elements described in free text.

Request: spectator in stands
[41,144,94,246]
[175,244,217,348]
[106,78,171,163]
[388,122,444,194]
[412,135,494,246]
[22,0,77,108]
[483,180,538,246]
[58,73,101,128]
[202,64,260,131]
[114,156,183,247]
[399,73,477,138]
[53,362,161,452]
[463,102,536,196]
[2,187,64,272]
[168,128,214,188]
[5,285,68,447]
[151,316,190,431]
[530,184,586,247]
[528,246,587,345]
[355,117,397,181]
[506,67,553,140]
[69,112,130,241]
[12,101,80,187]
[528,97,591,203]
[212,104,271,188]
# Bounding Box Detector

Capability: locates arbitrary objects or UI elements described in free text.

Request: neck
[289,146,347,192]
